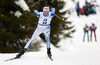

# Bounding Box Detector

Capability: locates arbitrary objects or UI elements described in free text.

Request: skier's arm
[51,8,55,18]
[34,10,40,17]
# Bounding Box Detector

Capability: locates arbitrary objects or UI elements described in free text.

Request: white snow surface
[1,0,100,65]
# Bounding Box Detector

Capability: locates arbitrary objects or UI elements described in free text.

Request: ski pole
[55,14,65,21]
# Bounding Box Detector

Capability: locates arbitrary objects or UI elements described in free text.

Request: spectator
[83,24,89,42]
[84,0,91,16]
[75,1,80,16]
[90,23,97,41]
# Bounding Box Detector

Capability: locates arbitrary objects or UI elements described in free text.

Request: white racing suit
[24,8,55,49]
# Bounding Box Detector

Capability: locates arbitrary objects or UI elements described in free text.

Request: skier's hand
[34,10,38,14]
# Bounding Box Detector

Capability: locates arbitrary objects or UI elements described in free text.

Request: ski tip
[4,57,19,62]
[5,60,8,62]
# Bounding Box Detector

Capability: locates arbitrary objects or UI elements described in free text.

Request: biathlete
[83,24,89,42]
[90,23,97,41]
[16,6,55,58]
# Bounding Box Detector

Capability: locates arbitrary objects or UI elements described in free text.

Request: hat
[43,7,49,11]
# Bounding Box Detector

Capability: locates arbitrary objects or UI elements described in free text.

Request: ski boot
[16,48,27,58]
[47,48,52,57]
[95,38,97,42]
[47,48,53,61]
[90,38,92,42]
[88,38,89,42]
[83,38,85,42]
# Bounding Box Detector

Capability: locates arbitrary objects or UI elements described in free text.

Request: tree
[0,0,37,53]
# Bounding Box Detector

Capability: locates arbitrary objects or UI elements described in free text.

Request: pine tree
[0,0,38,53]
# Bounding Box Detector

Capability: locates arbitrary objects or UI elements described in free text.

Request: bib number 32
[43,22,47,25]
[43,18,47,25]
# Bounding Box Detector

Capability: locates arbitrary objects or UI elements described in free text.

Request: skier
[15,6,55,59]
[75,1,80,16]
[83,24,89,42]
[90,23,97,41]
[84,0,91,16]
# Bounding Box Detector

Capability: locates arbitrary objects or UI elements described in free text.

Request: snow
[14,11,22,18]
[1,0,100,65]
[15,0,30,11]
[10,11,14,14]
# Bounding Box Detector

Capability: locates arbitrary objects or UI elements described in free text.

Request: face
[43,11,49,16]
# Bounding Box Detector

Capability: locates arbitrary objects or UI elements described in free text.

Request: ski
[48,54,53,61]
[49,56,53,61]
[5,57,19,62]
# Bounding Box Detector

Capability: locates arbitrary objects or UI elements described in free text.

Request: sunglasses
[44,11,49,13]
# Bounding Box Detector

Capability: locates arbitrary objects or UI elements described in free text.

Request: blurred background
[0,0,100,53]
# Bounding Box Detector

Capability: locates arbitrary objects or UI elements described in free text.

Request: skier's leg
[24,27,42,49]
[78,9,80,16]
[45,35,50,49]
[45,35,52,57]
[16,27,42,58]
[44,27,52,57]
[94,30,97,41]
[90,30,92,41]
[83,31,86,42]
[87,32,89,42]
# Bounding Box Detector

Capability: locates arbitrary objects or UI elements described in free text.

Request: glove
[34,10,38,14]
